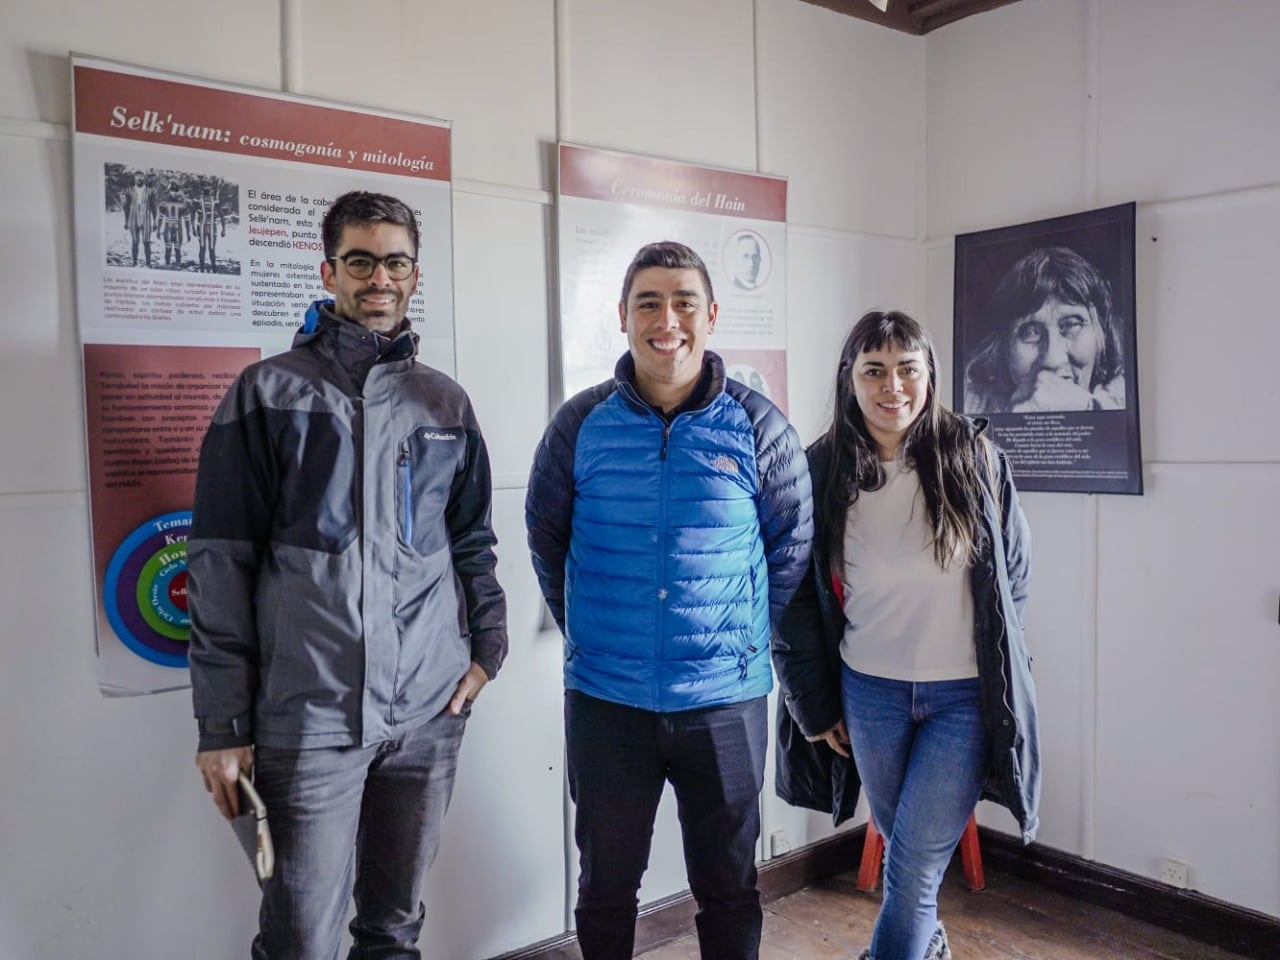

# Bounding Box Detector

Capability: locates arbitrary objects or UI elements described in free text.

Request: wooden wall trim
[978,828,1280,960]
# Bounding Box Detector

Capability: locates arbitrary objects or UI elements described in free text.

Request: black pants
[565,690,767,960]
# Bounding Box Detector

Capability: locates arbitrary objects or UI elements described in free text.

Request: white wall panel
[0,501,258,960]
[1095,464,1280,917]
[1134,192,1280,463]
[1097,0,1280,205]
[452,192,551,481]
[979,492,1093,852]
[0,137,85,495]
[925,240,955,400]
[295,0,557,190]
[562,0,758,171]
[0,0,279,124]
[757,0,924,238]
[420,490,568,957]
[925,0,1089,238]
[784,228,919,446]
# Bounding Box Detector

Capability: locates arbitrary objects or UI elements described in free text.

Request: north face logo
[711,455,739,474]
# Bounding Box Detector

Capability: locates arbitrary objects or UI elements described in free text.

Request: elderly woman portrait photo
[963,246,1125,414]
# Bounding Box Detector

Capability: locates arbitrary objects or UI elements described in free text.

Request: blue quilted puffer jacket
[526,352,813,713]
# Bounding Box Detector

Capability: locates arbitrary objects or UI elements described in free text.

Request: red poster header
[559,144,786,222]
[74,64,450,181]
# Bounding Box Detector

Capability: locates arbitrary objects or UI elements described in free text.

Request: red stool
[856,812,985,892]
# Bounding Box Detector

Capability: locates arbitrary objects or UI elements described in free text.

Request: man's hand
[448,662,489,716]
[808,718,851,758]
[195,745,254,820]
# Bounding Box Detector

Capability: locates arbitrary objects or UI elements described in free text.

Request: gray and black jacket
[188,300,507,752]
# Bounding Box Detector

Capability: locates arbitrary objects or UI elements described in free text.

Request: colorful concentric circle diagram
[103,511,192,667]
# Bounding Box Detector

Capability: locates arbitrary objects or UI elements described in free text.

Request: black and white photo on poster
[953,203,1142,495]
[103,163,241,275]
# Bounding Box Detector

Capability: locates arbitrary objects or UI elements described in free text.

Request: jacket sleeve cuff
[784,691,842,740]
[469,630,508,680]
[196,713,253,752]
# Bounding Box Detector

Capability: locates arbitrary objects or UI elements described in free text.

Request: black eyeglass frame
[328,251,418,281]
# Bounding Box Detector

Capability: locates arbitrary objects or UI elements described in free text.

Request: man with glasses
[188,190,507,958]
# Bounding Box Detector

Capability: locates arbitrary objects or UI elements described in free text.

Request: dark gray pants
[250,708,468,959]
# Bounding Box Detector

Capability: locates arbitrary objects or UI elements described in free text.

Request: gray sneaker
[856,923,947,960]
[924,921,951,960]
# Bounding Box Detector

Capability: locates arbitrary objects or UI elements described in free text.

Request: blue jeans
[842,667,988,960]
[565,690,767,960]
[249,708,468,959]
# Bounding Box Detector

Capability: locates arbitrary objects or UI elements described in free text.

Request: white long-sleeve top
[839,460,977,682]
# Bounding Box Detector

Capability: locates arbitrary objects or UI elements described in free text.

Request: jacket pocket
[397,426,464,555]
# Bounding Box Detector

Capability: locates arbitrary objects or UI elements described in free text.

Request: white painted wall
[0,0,1275,955]
[925,0,1280,919]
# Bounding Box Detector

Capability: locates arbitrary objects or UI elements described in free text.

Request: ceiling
[798,0,1026,35]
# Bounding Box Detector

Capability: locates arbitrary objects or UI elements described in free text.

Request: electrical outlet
[1158,858,1189,889]
[769,829,791,857]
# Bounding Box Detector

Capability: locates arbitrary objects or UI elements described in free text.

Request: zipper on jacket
[654,417,674,706]
[742,567,758,681]
[982,469,1016,729]
[399,442,413,544]
[992,581,1015,725]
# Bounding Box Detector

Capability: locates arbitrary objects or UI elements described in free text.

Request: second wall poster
[557,143,789,413]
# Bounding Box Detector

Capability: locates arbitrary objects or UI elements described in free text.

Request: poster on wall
[557,143,789,412]
[71,56,455,694]
[953,202,1141,495]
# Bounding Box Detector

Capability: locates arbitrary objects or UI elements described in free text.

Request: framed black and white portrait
[954,203,1141,494]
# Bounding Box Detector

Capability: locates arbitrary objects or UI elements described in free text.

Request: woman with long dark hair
[774,310,1040,960]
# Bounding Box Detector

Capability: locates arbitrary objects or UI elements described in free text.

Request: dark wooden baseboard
[978,827,1280,960]
[490,824,1280,960]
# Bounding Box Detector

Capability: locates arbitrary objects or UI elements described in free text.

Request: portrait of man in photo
[725,229,770,291]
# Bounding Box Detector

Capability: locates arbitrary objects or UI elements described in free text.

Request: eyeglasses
[330,251,417,281]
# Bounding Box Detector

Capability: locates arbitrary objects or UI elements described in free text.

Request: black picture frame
[953,203,1142,494]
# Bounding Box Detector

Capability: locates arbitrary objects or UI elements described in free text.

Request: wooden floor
[635,864,1252,960]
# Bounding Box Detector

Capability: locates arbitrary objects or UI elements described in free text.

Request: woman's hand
[808,719,851,758]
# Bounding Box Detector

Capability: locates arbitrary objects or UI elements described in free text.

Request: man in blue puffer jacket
[526,241,813,960]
